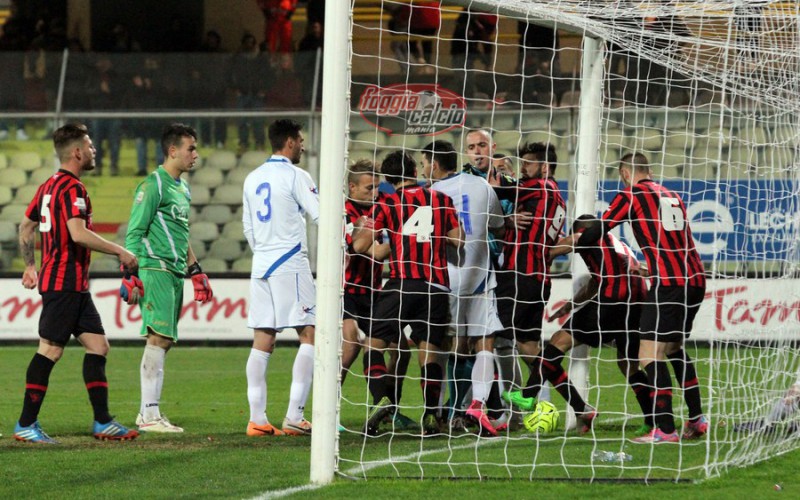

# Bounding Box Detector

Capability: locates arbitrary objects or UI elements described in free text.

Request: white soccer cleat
[136,414,184,433]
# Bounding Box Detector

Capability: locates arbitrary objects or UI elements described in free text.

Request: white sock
[246,349,271,425]
[286,343,314,423]
[472,351,494,404]
[140,345,166,421]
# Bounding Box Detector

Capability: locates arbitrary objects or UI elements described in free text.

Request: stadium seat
[239,150,269,169]
[10,152,42,172]
[386,134,420,149]
[191,221,220,242]
[0,220,16,243]
[231,257,252,273]
[205,150,238,172]
[226,166,252,186]
[222,220,246,242]
[208,238,243,262]
[233,205,243,221]
[763,146,795,172]
[0,204,27,222]
[353,130,388,148]
[0,153,7,169]
[664,130,695,151]
[189,185,211,206]
[661,147,688,169]
[212,184,242,205]
[29,167,55,185]
[13,184,38,205]
[493,130,524,152]
[192,167,224,189]
[89,255,121,273]
[201,257,228,273]
[199,204,233,225]
[189,238,208,260]
[0,185,12,206]
[0,168,27,189]
[602,127,626,150]
[348,149,380,164]
[769,125,800,147]
[625,128,663,152]
[526,130,561,149]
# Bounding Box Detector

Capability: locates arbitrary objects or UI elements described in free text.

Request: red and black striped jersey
[372,185,459,288]
[577,232,647,302]
[344,199,383,295]
[603,179,706,288]
[501,177,566,283]
[25,170,93,292]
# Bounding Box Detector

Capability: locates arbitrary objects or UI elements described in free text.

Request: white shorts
[248,273,316,331]
[448,291,504,338]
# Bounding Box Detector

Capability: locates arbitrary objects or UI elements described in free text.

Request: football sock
[420,363,443,417]
[486,372,504,420]
[286,343,314,423]
[495,345,522,391]
[363,349,388,404]
[628,370,655,427]
[472,351,494,404]
[140,344,166,422]
[645,361,676,434]
[668,349,704,421]
[83,353,112,424]
[246,348,271,425]
[387,347,410,405]
[540,345,587,413]
[454,355,474,411]
[521,357,543,400]
[19,353,56,427]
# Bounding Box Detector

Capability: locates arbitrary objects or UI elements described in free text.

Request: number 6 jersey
[242,155,320,279]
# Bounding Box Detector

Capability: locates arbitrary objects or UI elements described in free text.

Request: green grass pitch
[1,345,798,498]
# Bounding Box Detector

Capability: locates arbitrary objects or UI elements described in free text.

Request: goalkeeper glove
[188,262,213,303]
[119,268,145,304]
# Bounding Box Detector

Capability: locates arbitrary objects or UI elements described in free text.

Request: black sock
[389,348,410,406]
[84,353,112,424]
[19,353,56,427]
[420,363,443,417]
[522,358,543,399]
[541,345,587,413]
[628,370,655,427]
[362,350,388,405]
[668,349,704,421]
[645,361,675,434]
[486,371,504,419]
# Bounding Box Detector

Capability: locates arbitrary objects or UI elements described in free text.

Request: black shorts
[369,279,449,348]
[567,300,641,360]
[495,272,550,343]
[39,291,105,345]
[639,285,705,343]
[343,292,377,334]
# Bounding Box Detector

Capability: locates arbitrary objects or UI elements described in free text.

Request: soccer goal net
[312,0,800,483]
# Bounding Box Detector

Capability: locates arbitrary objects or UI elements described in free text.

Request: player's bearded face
[290,134,305,164]
[521,156,543,179]
[81,137,96,171]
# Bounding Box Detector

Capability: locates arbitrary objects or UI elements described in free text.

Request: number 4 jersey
[242,155,320,279]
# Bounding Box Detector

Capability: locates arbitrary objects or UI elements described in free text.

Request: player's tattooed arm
[18,217,37,266]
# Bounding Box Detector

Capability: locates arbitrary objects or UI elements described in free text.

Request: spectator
[451,10,497,97]
[306,0,325,26]
[85,55,123,176]
[229,33,271,152]
[0,16,29,140]
[257,0,298,69]
[297,21,323,107]
[161,15,199,53]
[196,30,229,148]
[125,55,166,176]
[388,1,441,75]
[298,21,323,52]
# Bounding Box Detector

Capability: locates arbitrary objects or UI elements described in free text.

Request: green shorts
[139,268,184,341]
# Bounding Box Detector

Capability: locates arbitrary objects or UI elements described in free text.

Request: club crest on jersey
[73,197,87,212]
[135,191,145,204]
[310,186,318,194]
[358,83,466,136]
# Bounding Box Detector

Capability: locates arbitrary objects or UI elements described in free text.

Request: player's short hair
[268,119,303,152]
[619,152,651,174]
[53,123,89,162]
[466,128,492,141]
[348,159,376,184]
[161,123,197,157]
[380,150,416,185]
[421,140,458,172]
[518,142,558,175]
[573,214,599,233]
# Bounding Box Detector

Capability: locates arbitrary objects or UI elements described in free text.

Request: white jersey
[242,155,320,279]
[431,173,504,295]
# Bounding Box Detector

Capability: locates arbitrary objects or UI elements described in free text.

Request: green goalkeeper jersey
[125,166,191,276]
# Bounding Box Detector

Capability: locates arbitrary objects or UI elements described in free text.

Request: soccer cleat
[14,421,58,444]
[282,418,312,436]
[448,415,471,435]
[501,390,536,411]
[363,396,393,436]
[391,412,420,431]
[633,423,654,438]
[246,421,284,437]
[422,414,440,437]
[137,414,184,433]
[577,406,598,434]
[631,427,680,444]
[682,415,709,440]
[465,400,498,437]
[93,420,139,441]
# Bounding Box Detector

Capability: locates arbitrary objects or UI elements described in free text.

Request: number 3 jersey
[126,166,192,276]
[430,173,504,296]
[242,155,320,279]
[25,169,93,292]
[603,179,705,288]
[372,185,459,289]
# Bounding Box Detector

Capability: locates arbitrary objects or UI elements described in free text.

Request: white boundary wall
[0,278,796,342]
